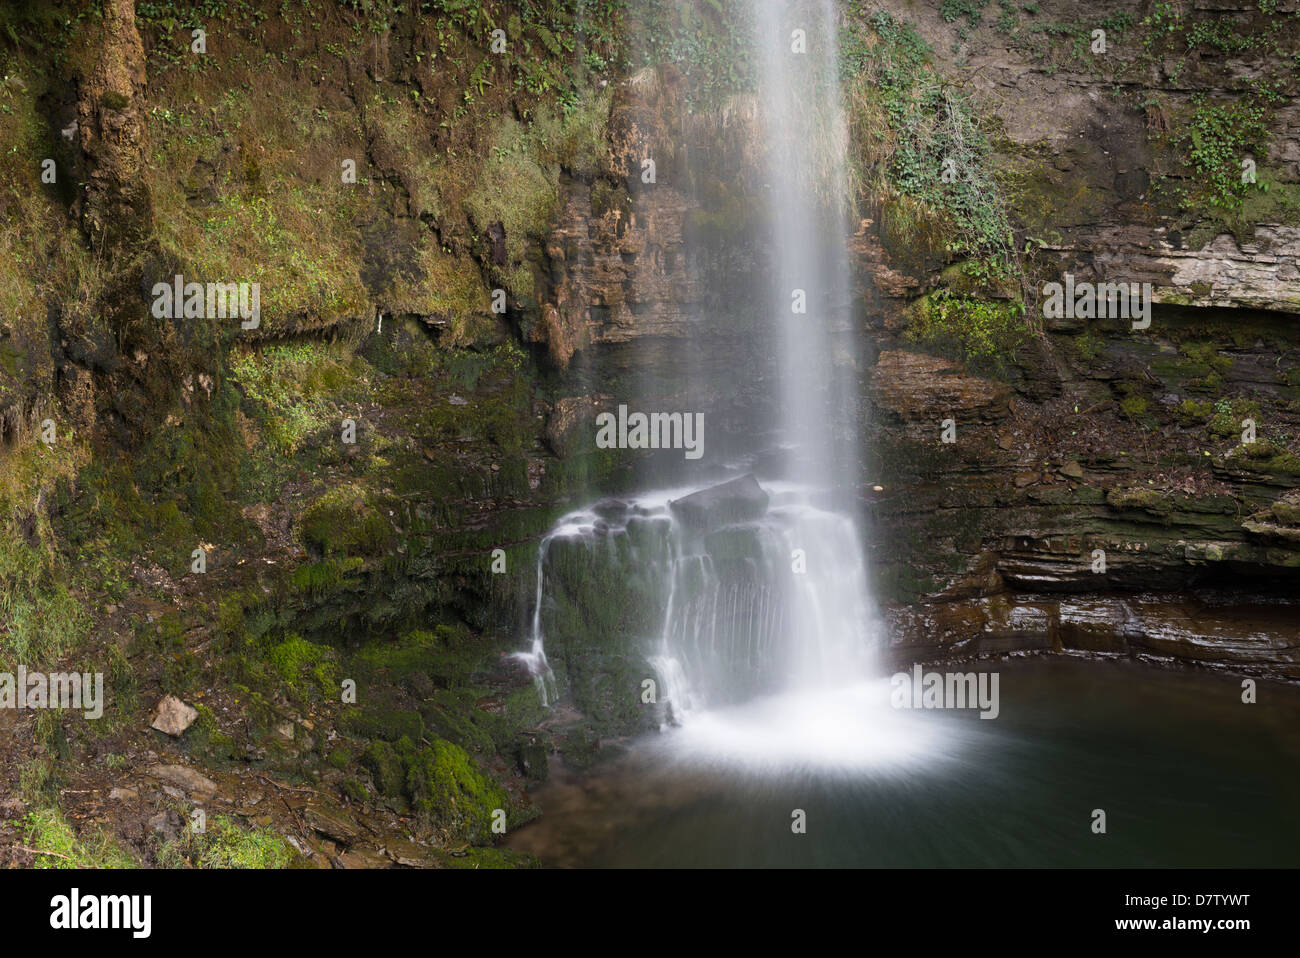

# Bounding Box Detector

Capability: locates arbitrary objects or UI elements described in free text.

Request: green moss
[341,706,425,743]
[292,557,366,596]
[360,740,406,798]
[401,737,509,844]
[340,778,368,803]
[1177,399,1212,426]
[1072,331,1104,362]
[265,632,335,694]
[296,484,397,557]
[1119,395,1149,420]
[1107,486,1174,516]
[431,846,540,869]
[904,290,1030,373]
[157,814,300,869]
[1271,500,1300,526]
[1229,442,1300,475]
[463,117,562,301]
[350,626,489,689]
[1208,398,1261,440]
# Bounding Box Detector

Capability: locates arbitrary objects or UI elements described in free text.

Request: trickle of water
[508,538,560,707]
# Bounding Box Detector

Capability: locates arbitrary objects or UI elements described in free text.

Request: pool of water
[505,658,1300,867]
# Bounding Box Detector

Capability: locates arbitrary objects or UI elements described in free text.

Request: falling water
[757,0,857,482]
[516,0,885,759]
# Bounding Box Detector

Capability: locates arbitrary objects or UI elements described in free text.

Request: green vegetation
[0,441,89,668]
[905,290,1029,373]
[1168,90,1281,213]
[841,9,1019,288]
[633,0,755,104]
[22,808,137,869]
[1141,1,1295,60]
[156,814,300,868]
[230,342,356,456]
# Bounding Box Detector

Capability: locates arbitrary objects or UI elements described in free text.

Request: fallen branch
[16,846,75,861]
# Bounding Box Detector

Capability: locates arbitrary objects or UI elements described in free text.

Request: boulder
[668,474,769,531]
[147,764,218,800]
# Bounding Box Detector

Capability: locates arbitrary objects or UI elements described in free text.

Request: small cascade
[516,474,877,723]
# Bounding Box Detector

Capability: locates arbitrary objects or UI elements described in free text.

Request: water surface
[507,659,1300,867]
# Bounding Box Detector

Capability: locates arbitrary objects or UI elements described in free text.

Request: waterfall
[515,0,882,741]
[757,0,857,483]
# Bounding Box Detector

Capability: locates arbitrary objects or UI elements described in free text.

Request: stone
[669,474,769,530]
[337,846,390,869]
[147,764,218,800]
[1060,461,1085,479]
[591,497,629,519]
[871,350,1013,424]
[304,804,360,845]
[150,695,198,736]
[386,839,432,867]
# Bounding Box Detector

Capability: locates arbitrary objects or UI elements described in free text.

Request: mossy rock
[360,740,406,799]
[1107,486,1174,516]
[400,737,509,844]
[341,706,425,743]
[297,485,398,557]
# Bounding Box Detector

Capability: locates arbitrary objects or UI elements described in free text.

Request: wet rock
[149,695,198,736]
[147,764,218,800]
[545,395,610,458]
[592,497,629,519]
[386,839,432,867]
[1060,461,1085,479]
[304,804,360,845]
[337,846,390,869]
[516,742,549,781]
[669,474,769,531]
[871,350,1013,424]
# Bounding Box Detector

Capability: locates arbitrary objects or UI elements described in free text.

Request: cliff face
[849,0,1300,675]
